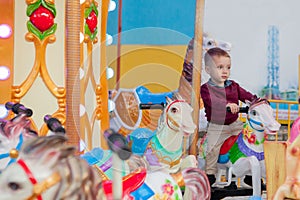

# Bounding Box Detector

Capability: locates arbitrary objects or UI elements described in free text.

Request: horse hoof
[248,196,262,200]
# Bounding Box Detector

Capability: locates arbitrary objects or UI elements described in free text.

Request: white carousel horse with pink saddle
[213,98,281,200]
[273,116,300,200]
[0,135,102,200]
[0,133,211,200]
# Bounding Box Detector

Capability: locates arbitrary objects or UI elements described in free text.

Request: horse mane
[21,135,73,159]
[20,135,102,200]
[249,98,270,109]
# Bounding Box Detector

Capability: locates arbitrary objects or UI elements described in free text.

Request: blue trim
[248,118,264,132]
[0,153,9,160]
[0,134,24,166]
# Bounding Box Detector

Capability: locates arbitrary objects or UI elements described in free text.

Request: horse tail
[181,167,211,200]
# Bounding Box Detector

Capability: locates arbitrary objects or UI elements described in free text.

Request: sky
[107,0,300,95]
[203,0,300,94]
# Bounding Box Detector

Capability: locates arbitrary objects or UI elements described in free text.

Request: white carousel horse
[82,138,211,200]
[213,98,281,200]
[129,94,197,173]
[273,116,300,200]
[0,113,37,172]
[128,94,212,199]
[97,166,210,200]
[0,135,102,200]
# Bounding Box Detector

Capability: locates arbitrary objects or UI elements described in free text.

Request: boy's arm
[236,83,257,102]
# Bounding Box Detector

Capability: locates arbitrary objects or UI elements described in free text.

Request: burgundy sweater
[200,80,257,125]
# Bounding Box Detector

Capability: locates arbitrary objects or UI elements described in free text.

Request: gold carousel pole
[189,0,205,156]
[65,0,81,151]
[99,0,110,148]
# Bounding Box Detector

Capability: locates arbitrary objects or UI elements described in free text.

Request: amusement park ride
[0,0,300,200]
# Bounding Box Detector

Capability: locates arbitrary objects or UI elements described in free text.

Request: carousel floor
[221,191,267,200]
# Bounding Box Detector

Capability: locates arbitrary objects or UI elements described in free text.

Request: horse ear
[38,148,61,168]
[245,100,251,107]
[166,96,172,104]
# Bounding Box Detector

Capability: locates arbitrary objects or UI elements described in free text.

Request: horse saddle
[218,134,240,163]
[102,168,150,200]
[136,86,174,104]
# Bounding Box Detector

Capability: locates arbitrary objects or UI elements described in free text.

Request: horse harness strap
[148,135,182,168]
[165,99,185,131]
[247,116,264,132]
[0,134,23,166]
[17,159,61,200]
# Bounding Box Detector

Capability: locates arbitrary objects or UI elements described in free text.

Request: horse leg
[248,156,262,197]
[272,184,290,200]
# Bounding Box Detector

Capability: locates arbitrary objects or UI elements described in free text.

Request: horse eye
[170,107,178,113]
[8,182,21,191]
[250,110,257,116]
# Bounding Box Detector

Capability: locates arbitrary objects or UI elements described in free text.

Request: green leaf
[174,185,178,190]
[91,2,98,16]
[26,1,42,16]
[84,7,93,18]
[27,21,43,39]
[41,0,57,17]
[27,21,57,41]
[41,23,57,39]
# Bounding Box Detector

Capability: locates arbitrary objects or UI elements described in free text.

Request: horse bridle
[16,159,61,200]
[247,100,268,132]
[0,134,24,168]
[165,99,185,131]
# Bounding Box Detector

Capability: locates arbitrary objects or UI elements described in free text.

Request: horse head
[245,98,281,142]
[0,135,101,200]
[162,93,196,136]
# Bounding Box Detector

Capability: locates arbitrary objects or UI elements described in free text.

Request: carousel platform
[221,191,267,199]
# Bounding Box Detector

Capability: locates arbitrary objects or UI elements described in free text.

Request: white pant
[205,120,243,174]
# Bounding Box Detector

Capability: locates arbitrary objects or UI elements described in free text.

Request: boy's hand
[226,103,239,114]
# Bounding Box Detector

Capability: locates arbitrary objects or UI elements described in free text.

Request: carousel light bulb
[0,104,8,119]
[106,67,114,79]
[0,24,12,39]
[0,66,10,80]
[108,99,115,112]
[106,34,113,46]
[80,104,86,117]
[109,1,116,12]
[80,32,84,43]
[79,68,85,80]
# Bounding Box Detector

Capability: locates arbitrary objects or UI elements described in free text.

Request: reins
[17,159,61,200]
[165,99,185,131]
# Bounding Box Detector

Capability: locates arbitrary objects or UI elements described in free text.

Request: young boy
[200,47,257,185]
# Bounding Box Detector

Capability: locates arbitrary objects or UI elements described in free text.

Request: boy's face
[205,55,231,87]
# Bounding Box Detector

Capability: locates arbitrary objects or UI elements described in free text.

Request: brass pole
[65,0,81,151]
[189,0,205,156]
[100,0,110,149]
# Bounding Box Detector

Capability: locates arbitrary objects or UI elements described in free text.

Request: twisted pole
[189,0,205,156]
[65,0,81,151]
